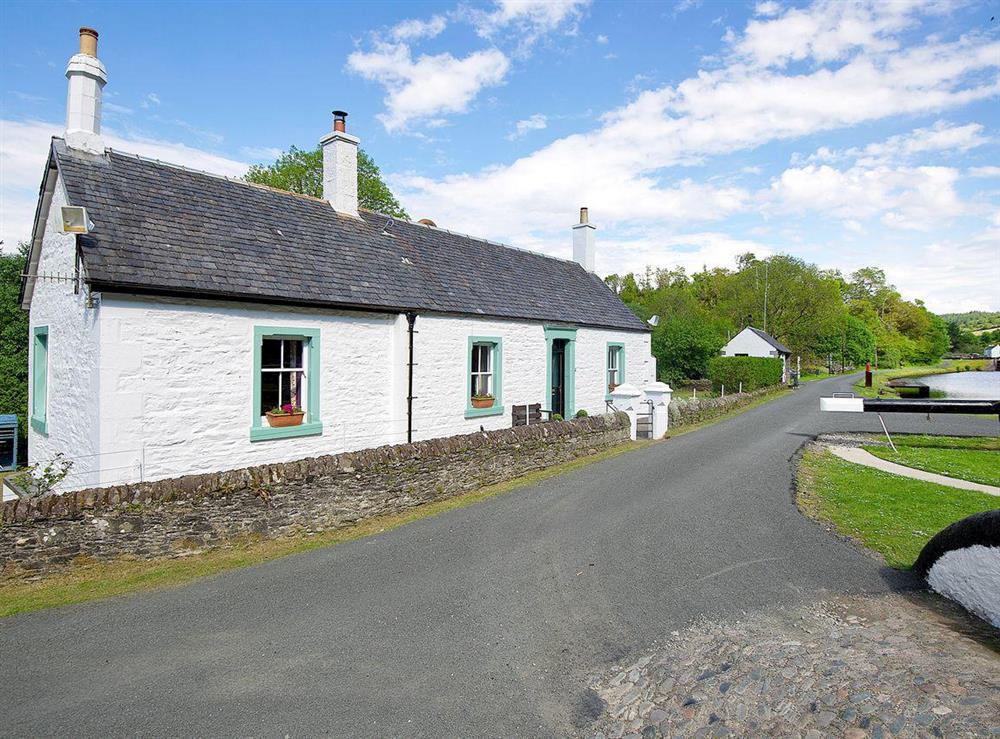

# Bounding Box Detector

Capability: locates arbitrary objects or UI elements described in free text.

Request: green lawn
[797,446,999,569]
[865,444,1000,487]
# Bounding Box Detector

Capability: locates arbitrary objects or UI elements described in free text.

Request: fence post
[721,384,725,398]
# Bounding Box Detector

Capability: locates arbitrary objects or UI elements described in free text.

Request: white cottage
[21,29,655,491]
[985,344,1000,359]
[719,326,792,383]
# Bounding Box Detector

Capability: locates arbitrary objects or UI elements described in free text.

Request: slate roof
[48,139,647,332]
[747,326,791,354]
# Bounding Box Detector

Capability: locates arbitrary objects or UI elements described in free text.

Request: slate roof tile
[51,140,647,332]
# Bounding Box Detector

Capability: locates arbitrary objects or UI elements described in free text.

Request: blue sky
[2,0,998,312]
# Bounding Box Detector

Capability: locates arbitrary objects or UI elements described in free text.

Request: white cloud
[769,163,966,229]
[140,92,161,109]
[809,121,989,165]
[507,113,548,140]
[969,165,1000,178]
[732,0,935,68]
[754,1,782,17]
[389,0,998,308]
[869,228,1000,313]
[347,44,510,132]
[0,119,248,250]
[599,231,773,276]
[596,34,609,44]
[394,7,998,231]
[471,0,589,42]
[240,145,285,162]
[390,15,448,41]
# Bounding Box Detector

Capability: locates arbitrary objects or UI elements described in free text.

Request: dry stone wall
[668,387,778,428]
[1,413,630,579]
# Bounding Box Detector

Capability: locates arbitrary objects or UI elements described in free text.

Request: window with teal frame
[250,326,324,441]
[606,342,625,400]
[466,336,503,418]
[31,326,49,435]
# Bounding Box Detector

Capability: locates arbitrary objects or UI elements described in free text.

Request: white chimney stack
[320,110,359,217]
[572,206,596,272]
[65,27,107,153]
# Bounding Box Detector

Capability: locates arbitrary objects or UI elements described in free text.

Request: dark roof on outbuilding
[747,326,791,354]
[48,139,647,332]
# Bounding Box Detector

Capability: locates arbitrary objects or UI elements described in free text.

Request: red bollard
[865,362,873,388]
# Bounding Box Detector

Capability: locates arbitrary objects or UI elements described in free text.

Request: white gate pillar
[643,381,673,438]
[609,382,642,440]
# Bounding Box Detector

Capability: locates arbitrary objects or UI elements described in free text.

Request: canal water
[914,371,1000,400]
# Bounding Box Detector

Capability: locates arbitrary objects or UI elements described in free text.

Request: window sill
[30,416,47,435]
[464,404,504,419]
[249,421,324,442]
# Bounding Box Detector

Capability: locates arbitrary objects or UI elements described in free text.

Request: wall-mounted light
[60,206,91,234]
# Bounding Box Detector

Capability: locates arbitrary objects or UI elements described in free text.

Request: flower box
[471,396,494,409]
[266,406,305,428]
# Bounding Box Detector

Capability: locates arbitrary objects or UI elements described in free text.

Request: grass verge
[665,386,792,438]
[864,438,999,487]
[0,439,653,618]
[797,446,999,569]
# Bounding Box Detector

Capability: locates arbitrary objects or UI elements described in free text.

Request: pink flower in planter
[282,404,296,414]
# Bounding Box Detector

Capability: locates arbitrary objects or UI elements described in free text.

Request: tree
[245,146,409,219]
[0,243,29,464]
[714,254,843,355]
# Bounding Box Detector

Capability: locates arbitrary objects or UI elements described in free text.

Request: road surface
[1,375,997,737]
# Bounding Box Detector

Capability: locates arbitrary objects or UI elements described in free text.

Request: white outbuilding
[984,344,1000,359]
[720,327,792,383]
[20,28,656,491]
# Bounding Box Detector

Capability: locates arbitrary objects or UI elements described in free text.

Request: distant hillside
[940,311,1000,333]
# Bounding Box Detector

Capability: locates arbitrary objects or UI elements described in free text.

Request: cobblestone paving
[590,592,999,739]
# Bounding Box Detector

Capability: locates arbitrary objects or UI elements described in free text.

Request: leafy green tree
[946,322,981,354]
[0,243,29,464]
[714,254,843,355]
[245,146,409,218]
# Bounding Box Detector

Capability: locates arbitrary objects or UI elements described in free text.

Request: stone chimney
[572,207,596,272]
[65,27,107,153]
[320,110,359,217]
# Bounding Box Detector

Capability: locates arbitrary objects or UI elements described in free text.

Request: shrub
[551,413,564,422]
[575,409,588,418]
[706,356,784,392]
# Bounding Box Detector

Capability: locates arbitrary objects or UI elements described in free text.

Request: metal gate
[636,399,654,439]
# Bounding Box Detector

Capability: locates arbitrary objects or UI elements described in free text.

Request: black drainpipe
[405,311,418,444]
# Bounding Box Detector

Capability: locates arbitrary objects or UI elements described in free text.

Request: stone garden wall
[1,413,630,579]
[668,387,778,428]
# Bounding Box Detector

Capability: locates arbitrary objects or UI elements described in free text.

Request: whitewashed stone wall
[95,296,399,484]
[95,306,654,481]
[27,176,102,489]
[411,315,654,440]
[29,209,653,489]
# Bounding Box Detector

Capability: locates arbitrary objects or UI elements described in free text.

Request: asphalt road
[2,375,997,737]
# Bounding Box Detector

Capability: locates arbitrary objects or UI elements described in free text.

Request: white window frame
[259,338,308,420]
[471,342,494,398]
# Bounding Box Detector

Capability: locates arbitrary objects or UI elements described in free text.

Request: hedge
[706,356,784,392]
